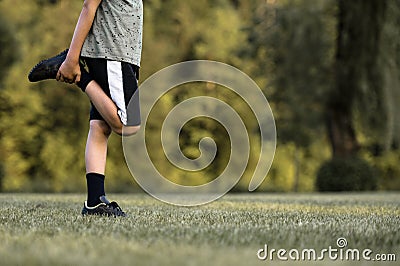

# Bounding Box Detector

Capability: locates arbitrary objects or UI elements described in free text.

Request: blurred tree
[245,0,336,191]
[246,0,400,191]
[327,0,387,158]
[1,0,399,192]
[0,0,88,191]
[141,0,259,190]
[264,0,335,149]
[0,15,18,85]
[359,0,400,190]
[0,0,260,192]
[362,0,400,154]
[35,0,59,5]
[0,12,19,191]
[319,0,400,191]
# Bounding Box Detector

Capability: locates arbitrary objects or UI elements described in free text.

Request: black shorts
[80,57,141,126]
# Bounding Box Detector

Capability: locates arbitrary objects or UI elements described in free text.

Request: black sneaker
[81,196,126,217]
[28,49,68,82]
[100,196,127,217]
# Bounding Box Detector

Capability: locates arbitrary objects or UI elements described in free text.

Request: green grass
[0,193,399,266]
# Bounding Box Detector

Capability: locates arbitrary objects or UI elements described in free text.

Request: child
[28,0,143,217]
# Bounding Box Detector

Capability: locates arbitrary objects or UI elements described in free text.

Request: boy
[28,0,143,217]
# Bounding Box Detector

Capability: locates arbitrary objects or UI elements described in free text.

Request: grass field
[0,193,399,266]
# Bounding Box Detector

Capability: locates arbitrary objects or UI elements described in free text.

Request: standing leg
[85,120,111,207]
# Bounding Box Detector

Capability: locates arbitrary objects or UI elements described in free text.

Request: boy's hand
[56,58,81,84]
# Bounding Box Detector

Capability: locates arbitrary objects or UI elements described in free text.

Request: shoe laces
[100,196,126,216]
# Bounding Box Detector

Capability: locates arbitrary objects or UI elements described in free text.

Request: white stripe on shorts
[107,61,128,125]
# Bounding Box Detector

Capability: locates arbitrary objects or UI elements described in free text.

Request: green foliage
[138,0,262,191]
[336,0,391,146]
[0,11,19,192]
[0,13,18,85]
[361,0,400,151]
[0,0,399,193]
[370,150,400,191]
[0,164,3,191]
[247,0,336,148]
[316,157,378,191]
[243,0,338,191]
[259,141,330,192]
[0,0,88,191]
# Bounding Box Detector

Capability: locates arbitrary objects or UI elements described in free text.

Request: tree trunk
[327,108,359,157]
[327,0,387,158]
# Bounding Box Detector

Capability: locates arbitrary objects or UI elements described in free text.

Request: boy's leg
[85,120,111,207]
[85,81,127,135]
[83,119,127,216]
[85,81,141,136]
[86,120,111,174]
[78,59,141,136]
[28,52,140,135]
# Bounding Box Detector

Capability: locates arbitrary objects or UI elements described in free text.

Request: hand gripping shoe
[28,49,68,82]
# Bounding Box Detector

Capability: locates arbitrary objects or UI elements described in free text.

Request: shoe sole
[28,49,69,82]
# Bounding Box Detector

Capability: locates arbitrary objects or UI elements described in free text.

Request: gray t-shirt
[81,0,143,67]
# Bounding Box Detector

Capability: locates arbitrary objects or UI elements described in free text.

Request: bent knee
[120,125,141,136]
[90,120,112,136]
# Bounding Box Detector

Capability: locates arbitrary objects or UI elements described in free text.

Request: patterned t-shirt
[81,0,143,67]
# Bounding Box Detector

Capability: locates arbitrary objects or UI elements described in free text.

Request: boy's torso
[81,0,143,67]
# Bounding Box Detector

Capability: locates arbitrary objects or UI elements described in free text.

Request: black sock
[86,173,105,207]
[77,65,92,92]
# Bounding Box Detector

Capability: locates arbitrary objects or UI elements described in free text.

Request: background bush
[316,157,378,191]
